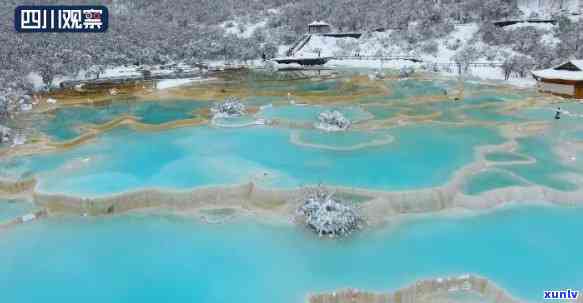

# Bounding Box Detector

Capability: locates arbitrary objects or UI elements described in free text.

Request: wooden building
[532,60,583,99]
[308,21,331,34]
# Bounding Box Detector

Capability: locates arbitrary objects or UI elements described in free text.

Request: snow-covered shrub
[315,110,351,131]
[445,38,462,51]
[453,45,480,74]
[482,47,499,61]
[510,27,544,54]
[501,54,535,80]
[335,39,360,57]
[295,186,364,237]
[420,40,439,55]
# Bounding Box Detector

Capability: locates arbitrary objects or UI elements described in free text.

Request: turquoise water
[485,151,530,162]
[249,78,354,94]
[362,105,401,119]
[39,100,208,140]
[462,107,520,123]
[2,124,502,196]
[293,129,393,150]
[0,199,35,223]
[213,116,257,127]
[502,137,581,191]
[463,169,528,195]
[387,79,447,99]
[1,205,582,303]
[2,73,583,303]
[462,95,507,105]
[257,105,372,123]
[518,103,583,122]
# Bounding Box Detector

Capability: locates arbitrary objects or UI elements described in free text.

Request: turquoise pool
[0,205,582,303]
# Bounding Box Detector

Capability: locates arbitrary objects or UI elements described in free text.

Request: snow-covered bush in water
[315,110,351,131]
[295,186,364,238]
[211,97,246,118]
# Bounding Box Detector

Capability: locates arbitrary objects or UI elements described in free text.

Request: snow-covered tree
[555,16,583,59]
[453,45,480,74]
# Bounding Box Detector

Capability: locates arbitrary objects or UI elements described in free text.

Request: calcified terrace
[2,70,583,303]
[308,274,524,303]
[1,71,582,223]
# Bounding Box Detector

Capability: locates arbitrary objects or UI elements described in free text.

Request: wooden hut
[532,60,583,99]
[308,21,331,34]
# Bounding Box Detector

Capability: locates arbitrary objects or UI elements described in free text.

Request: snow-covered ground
[221,20,267,38]
[156,78,209,90]
[291,23,541,88]
[517,0,582,17]
[22,21,551,93]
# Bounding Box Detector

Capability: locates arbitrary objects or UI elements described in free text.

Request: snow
[532,68,583,81]
[292,23,536,87]
[294,35,359,57]
[532,60,583,81]
[11,134,26,146]
[100,66,141,78]
[308,21,330,26]
[222,20,266,38]
[570,60,583,70]
[441,65,537,88]
[21,213,36,222]
[420,23,479,63]
[20,103,32,111]
[329,59,418,69]
[295,24,480,62]
[504,21,560,46]
[156,77,207,90]
[517,0,582,17]
[25,72,44,90]
[504,22,555,31]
